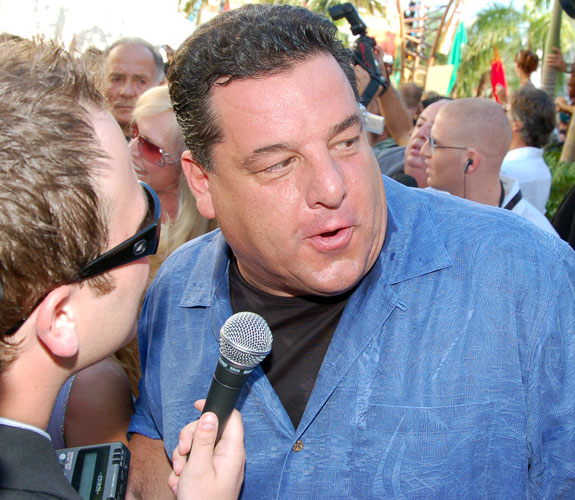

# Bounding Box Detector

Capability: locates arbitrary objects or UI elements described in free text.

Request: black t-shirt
[229,258,350,428]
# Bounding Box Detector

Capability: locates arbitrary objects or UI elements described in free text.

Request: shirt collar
[379,177,452,284]
[179,176,452,306]
[504,146,544,162]
[0,416,51,441]
[500,175,521,207]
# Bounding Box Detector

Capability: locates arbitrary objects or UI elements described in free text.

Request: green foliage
[454,0,575,98]
[455,4,524,98]
[544,147,575,218]
[264,0,385,18]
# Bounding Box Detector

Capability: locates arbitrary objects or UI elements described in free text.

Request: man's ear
[181,150,216,219]
[511,119,523,133]
[35,285,79,358]
[464,150,481,175]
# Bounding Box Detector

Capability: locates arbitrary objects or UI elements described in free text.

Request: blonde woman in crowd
[130,85,217,271]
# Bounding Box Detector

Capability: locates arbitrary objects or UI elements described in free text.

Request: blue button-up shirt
[130,177,575,499]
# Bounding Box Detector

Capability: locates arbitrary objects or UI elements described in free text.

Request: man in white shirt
[500,85,556,214]
[421,97,558,236]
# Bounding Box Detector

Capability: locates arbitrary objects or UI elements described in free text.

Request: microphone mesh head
[220,312,273,369]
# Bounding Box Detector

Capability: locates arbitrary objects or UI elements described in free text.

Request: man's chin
[113,108,134,126]
[404,165,428,187]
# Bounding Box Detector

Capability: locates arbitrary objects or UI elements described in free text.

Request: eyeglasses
[428,136,469,155]
[132,122,179,167]
[78,181,161,280]
[4,181,161,335]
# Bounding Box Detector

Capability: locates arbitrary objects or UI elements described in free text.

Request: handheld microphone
[202,312,273,441]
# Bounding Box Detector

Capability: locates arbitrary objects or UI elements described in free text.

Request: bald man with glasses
[420,97,558,236]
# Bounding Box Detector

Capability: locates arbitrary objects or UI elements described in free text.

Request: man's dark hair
[0,39,112,369]
[105,37,165,83]
[510,86,555,148]
[168,4,358,171]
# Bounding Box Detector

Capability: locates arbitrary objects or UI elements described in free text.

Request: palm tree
[454,0,575,99]
[454,5,523,98]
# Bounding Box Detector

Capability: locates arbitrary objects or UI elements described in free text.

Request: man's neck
[509,134,526,151]
[120,121,133,141]
[158,187,180,223]
[464,176,503,207]
[0,360,66,431]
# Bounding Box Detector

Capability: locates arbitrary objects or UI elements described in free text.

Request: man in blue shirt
[127,5,575,499]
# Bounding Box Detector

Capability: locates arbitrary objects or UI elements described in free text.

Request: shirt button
[292,440,304,452]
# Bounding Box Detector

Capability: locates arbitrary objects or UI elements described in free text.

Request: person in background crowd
[501,85,556,214]
[552,185,575,249]
[130,85,218,263]
[399,82,424,124]
[126,5,575,499]
[496,49,539,106]
[421,97,558,235]
[352,58,413,150]
[514,49,539,87]
[546,46,574,75]
[104,37,164,140]
[0,38,244,500]
[554,68,575,145]
[375,98,450,185]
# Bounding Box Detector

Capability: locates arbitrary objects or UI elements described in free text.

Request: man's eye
[333,136,360,151]
[264,157,296,173]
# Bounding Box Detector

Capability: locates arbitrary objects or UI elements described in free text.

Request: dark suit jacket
[0,423,79,499]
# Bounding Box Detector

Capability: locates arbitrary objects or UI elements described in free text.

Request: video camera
[328,3,389,107]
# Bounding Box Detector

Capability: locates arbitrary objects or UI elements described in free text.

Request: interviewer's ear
[181,150,216,220]
[35,285,79,358]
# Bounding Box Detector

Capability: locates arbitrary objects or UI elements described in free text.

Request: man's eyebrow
[239,113,364,170]
[240,143,292,170]
[329,113,363,137]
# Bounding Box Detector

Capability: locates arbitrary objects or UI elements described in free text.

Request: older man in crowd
[104,37,165,140]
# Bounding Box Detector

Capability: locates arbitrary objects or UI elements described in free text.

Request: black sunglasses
[4,181,161,335]
[78,181,161,280]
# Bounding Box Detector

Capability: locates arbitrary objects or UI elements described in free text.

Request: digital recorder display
[71,446,109,500]
[58,441,129,500]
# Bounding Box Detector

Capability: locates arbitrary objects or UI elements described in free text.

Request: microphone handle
[202,358,253,441]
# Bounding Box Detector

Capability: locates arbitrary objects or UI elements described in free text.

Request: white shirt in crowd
[500,147,552,215]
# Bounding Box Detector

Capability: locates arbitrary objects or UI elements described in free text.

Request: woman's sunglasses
[132,122,179,167]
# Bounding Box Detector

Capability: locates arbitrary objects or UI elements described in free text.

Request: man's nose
[420,137,431,158]
[119,80,137,98]
[306,150,347,209]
